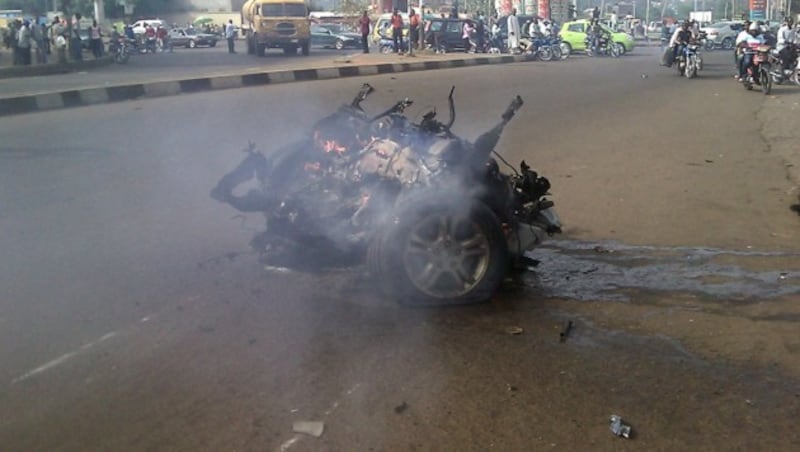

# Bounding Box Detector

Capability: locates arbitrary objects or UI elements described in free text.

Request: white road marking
[11,331,118,384]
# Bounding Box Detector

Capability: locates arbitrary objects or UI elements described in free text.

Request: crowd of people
[1,13,107,66]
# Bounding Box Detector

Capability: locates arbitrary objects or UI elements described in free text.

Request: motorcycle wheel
[380,45,392,54]
[368,193,509,306]
[759,67,772,95]
[685,56,697,79]
[585,46,594,57]
[538,47,553,61]
[550,44,562,61]
[704,39,715,51]
[610,43,621,58]
[793,68,800,86]
[115,49,129,64]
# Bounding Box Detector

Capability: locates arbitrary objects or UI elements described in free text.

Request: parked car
[425,18,473,52]
[559,19,635,54]
[700,21,744,50]
[371,12,409,44]
[310,24,359,49]
[168,27,218,48]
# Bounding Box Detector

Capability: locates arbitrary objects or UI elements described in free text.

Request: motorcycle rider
[669,20,692,65]
[736,22,765,82]
[777,18,797,72]
[144,23,157,52]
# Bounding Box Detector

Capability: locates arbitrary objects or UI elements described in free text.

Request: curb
[0,53,536,117]
[0,56,114,80]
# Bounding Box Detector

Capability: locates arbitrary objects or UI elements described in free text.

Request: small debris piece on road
[394,402,408,414]
[559,321,574,343]
[505,326,524,335]
[609,414,631,438]
[292,421,324,437]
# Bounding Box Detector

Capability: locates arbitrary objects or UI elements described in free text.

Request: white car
[700,21,745,50]
[131,19,164,35]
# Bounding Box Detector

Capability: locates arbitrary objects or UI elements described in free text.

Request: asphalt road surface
[1,50,799,451]
[0,43,349,97]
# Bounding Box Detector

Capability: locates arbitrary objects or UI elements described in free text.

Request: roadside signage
[749,0,766,20]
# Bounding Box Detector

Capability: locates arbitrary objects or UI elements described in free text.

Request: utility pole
[94,0,105,24]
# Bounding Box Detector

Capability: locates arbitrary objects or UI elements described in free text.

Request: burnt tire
[369,193,509,306]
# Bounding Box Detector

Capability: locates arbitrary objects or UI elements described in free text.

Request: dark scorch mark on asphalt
[524,240,800,302]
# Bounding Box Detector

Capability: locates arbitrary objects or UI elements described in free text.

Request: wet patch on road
[524,240,800,302]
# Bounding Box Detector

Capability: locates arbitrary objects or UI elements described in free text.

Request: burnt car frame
[211,84,560,305]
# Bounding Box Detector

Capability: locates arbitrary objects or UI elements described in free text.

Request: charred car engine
[211,84,561,305]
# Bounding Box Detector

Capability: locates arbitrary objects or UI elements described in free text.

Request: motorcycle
[698,30,714,51]
[108,37,130,64]
[675,42,703,78]
[768,44,800,86]
[742,44,773,94]
[522,34,563,61]
[210,84,561,306]
[584,35,621,57]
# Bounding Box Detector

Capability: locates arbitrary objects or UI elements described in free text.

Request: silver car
[700,21,745,50]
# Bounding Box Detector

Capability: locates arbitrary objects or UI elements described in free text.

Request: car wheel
[335,39,344,50]
[559,42,571,59]
[188,39,196,48]
[721,37,733,50]
[615,42,626,55]
[369,192,509,306]
[210,41,217,47]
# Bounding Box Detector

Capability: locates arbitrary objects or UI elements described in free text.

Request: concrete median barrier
[0,53,537,117]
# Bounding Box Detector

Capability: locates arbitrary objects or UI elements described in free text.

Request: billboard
[749,0,766,20]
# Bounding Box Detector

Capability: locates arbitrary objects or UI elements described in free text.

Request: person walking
[71,14,83,61]
[226,20,236,54]
[391,9,404,53]
[359,11,370,53]
[51,17,67,64]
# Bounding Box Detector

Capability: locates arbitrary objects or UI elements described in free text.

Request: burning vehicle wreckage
[211,84,561,305]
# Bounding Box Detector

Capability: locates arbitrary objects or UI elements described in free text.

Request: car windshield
[185,29,197,35]
[321,24,343,33]
[261,3,308,17]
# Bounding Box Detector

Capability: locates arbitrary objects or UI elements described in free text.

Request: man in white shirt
[225,19,236,54]
[737,23,765,81]
[507,9,521,54]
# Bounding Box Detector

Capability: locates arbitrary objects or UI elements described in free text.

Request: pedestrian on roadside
[409,9,420,50]
[358,10,371,54]
[32,20,47,64]
[51,17,67,64]
[10,19,21,65]
[506,8,520,54]
[225,20,236,54]
[17,20,32,66]
[462,20,473,53]
[90,20,103,58]
[71,13,83,61]
[391,8,404,54]
[475,13,486,53]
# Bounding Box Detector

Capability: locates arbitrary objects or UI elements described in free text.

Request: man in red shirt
[391,9,403,53]
[359,10,371,54]
[409,8,420,50]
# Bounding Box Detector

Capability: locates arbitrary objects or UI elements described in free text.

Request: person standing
[17,20,32,65]
[475,13,485,53]
[32,20,47,64]
[391,9,404,53]
[71,14,83,61]
[592,6,600,21]
[90,20,102,58]
[409,9,420,50]
[359,11,370,54]
[226,20,236,53]
[506,8,520,54]
[462,20,473,53]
